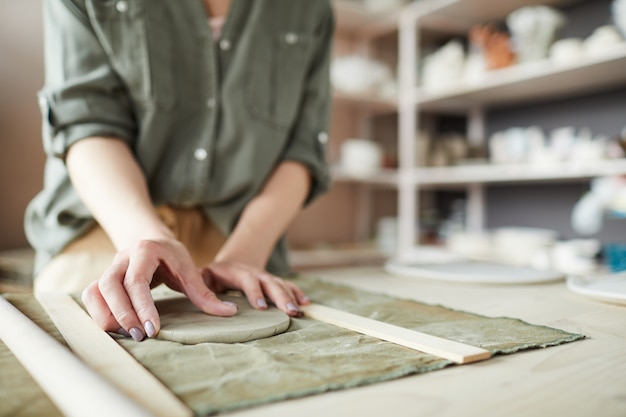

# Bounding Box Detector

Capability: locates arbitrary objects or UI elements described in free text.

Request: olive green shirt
[25,0,333,275]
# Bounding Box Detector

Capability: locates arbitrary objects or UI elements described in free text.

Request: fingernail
[129,327,144,342]
[223,301,238,309]
[144,321,156,338]
[301,295,310,303]
[257,298,268,309]
[287,303,300,314]
[117,328,131,337]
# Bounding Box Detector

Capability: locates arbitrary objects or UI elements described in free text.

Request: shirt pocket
[86,0,175,110]
[246,32,314,129]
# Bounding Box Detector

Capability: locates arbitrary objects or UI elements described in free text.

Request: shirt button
[219,39,231,51]
[285,32,299,45]
[194,148,208,161]
[206,98,216,109]
[317,131,329,144]
[115,1,129,13]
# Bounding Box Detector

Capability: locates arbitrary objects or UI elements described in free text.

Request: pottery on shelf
[549,38,583,64]
[331,55,395,96]
[613,0,626,39]
[507,5,565,63]
[421,40,465,92]
[583,25,624,57]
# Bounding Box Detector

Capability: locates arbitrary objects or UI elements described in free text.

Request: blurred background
[2,0,626,282]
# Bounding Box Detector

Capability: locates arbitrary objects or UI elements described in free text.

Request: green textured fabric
[120,279,585,415]
[0,279,585,417]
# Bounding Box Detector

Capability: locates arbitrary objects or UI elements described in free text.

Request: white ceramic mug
[340,139,383,177]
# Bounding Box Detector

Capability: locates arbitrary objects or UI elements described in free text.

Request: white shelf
[332,90,398,114]
[333,0,401,38]
[331,167,399,187]
[333,159,626,188]
[414,159,626,186]
[408,0,583,34]
[416,44,626,112]
[289,245,389,270]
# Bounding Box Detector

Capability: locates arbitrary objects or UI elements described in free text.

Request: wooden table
[230,266,626,417]
[3,265,624,416]
[0,248,34,294]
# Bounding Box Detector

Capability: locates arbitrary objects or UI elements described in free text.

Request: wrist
[214,241,269,269]
[108,216,176,250]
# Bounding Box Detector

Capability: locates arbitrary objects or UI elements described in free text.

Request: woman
[25,0,334,341]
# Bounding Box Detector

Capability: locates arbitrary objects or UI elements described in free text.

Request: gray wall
[484,0,626,244]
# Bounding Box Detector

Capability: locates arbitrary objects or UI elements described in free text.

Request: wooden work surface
[2,265,624,416]
[230,266,626,417]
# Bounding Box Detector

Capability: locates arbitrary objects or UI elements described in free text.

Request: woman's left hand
[201,261,310,317]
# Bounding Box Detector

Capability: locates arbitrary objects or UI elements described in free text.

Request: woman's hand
[69,139,313,341]
[81,239,310,342]
[81,238,238,342]
[197,160,313,318]
[202,261,310,317]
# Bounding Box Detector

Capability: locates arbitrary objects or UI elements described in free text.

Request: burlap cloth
[0,278,585,416]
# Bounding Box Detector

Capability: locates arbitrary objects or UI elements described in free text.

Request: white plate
[385,260,565,284]
[567,273,626,305]
[394,246,463,264]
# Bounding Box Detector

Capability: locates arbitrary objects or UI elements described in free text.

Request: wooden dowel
[301,303,492,364]
[0,295,152,417]
[35,292,193,417]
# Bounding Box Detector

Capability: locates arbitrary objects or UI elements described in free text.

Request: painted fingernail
[117,328,131,337]
[144,321,156,338]
[129,327,144,342]
[287,303,300,314]
[223,301,238,309]
[257,298,268,309]
[301,295,310,303]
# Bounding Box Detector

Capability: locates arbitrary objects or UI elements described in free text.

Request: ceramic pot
[613,0,626,38]
[340,139,383,177]
[507,6,565,63]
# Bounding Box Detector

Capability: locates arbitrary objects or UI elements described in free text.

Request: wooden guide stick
[301,303,492,364]
[0,295,152,417]
[35,292,193,417]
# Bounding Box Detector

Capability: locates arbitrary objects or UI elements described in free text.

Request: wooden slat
[302,303,491,364]
[36,292,192,417]
[0,295,152,417]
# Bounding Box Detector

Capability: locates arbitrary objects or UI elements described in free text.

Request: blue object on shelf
[604,244,626,272]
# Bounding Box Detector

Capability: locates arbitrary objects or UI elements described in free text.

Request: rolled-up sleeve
[39,0,137,160]
[280,2,334,205]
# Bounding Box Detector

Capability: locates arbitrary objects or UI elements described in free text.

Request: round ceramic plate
[394,246,463,264]
[385,260,565,284]
[567,273,626,305]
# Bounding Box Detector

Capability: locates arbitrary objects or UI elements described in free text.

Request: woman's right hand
[66,139,238,340]
[81,237,238,341]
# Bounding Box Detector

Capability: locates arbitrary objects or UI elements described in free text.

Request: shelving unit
[327,0,626,264]
[396,0,626,259]
[331,166,399,187]
[416,44,626,113]
[405,0,584,33]
[414,159,626,186]
[332,90,398,114]
[333,0,401,39]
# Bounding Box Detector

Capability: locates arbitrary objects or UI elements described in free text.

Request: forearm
[215,161,311,268]
[66,137,173,249]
